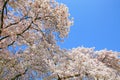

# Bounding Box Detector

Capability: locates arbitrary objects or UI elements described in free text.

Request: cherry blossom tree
[0,0,120,80]
[46,47,120,80]
[0,0,72,79]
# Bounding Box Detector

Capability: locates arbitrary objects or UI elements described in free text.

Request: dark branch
[0,35,9,41]
[0,0,9,34]
[5,16,32,28]
[0,20,32,49]
[57,74,61,80]
[17,21,33,36]
[11,68,28,80]
[0,38,15,49]
[7,41,15,47]
[60,73,80,79]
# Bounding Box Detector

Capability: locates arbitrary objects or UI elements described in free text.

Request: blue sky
[57,0,120,51]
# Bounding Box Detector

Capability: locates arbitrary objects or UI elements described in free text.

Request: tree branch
[17,21,33,36]
[0,0,9,35]
[0,35,9,41]
[11,68,28,80]
[5,16,32,28]
[60,73,80,79]
[0,21,32,49]
[57,74,62,80]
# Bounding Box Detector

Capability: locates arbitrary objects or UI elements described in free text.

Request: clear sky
[57,0,120,51]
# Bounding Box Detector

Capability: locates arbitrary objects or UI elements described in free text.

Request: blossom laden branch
[11,68,28,80]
